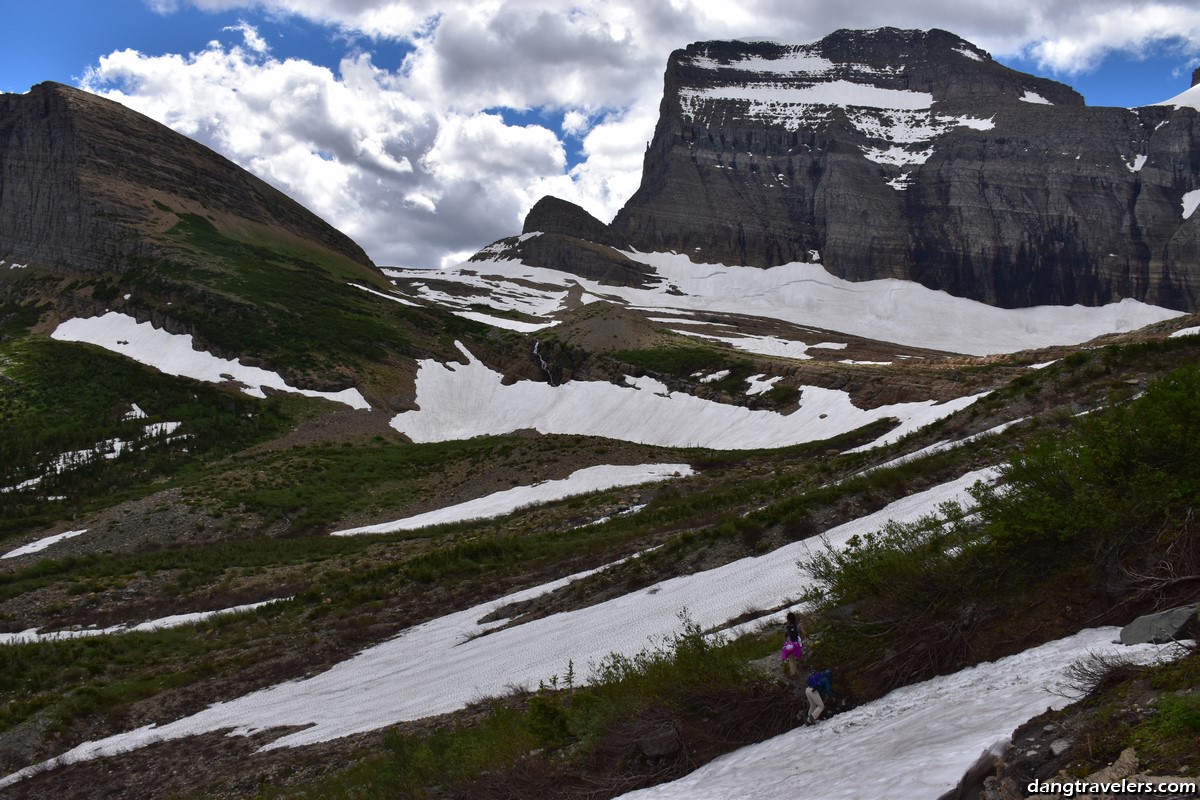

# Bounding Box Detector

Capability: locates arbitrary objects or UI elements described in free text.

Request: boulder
[1120,604,1199,645]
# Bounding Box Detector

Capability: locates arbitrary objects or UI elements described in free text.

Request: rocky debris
[483,28,1200,312]
[0,82,375,275]
[1120,605,1200,645]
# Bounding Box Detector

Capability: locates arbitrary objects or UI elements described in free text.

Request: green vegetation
[128,213,412,373]
[2,219,1198,800]
[801,362,1200,693]
[0,338,291,538]
[0,602,290,736]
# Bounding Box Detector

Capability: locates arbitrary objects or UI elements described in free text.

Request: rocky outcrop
[522,196,625,247]
[485,28,1200,312]
[0,82,375,274]
[472,196,656,286]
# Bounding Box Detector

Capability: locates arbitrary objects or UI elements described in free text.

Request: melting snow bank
[2,529,87,559]
[0,469,998,787]
[0,599,286,645]
[614,628,1183,800]
[51,313,370,410]
[390,342,983,450]
[333,463,691,535]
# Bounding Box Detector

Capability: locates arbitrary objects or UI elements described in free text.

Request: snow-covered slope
[389,342,984,450]
[1,467,1182,797]
[394,250,1182,357]
[51,312,371,409]
[615,627,1179,800]
[332,463,691,535]
[1,469,996,785]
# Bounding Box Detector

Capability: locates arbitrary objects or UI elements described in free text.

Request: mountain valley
[1,28,1199,800]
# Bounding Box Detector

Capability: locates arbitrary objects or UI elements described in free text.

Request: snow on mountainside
[571,29,1200,312]
[396,249,1183,356]
[678,41,997,171]
[51,312,371,409]
[389,341,984,450]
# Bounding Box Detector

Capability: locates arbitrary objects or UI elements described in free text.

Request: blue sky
[3,1,1199,268]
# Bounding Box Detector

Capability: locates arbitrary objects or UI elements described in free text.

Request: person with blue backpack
[804,668,834,724]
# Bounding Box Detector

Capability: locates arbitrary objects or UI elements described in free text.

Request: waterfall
[533,340,555,386]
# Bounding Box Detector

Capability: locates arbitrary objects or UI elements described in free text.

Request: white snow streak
[51,313,370,410]
[683,80,934,111]
[1182,189,1200,220]
[2,529,87,559]
[332,463,692,535]
[1126,154,1148,172]
[0,600,285,645]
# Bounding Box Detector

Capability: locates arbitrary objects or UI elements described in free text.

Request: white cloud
[94,1,1199,268]
[223,20,270,53]
[1018,4,1200,73]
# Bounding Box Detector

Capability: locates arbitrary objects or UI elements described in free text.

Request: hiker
[805,668,834,724]
[780,611,805,676]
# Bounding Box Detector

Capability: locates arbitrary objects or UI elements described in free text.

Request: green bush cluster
[802,364,1200,689]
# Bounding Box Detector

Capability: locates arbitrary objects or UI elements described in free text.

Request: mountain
[0,81,503,409]
[0,82,374,275]
[488,28,1200,312]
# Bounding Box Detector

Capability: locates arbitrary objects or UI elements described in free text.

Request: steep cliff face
[0,82,375,274]
[505,29,1200,311]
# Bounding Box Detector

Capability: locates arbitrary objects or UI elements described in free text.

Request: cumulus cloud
[88,0,1200,268]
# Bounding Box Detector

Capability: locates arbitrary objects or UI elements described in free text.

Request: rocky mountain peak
[522,195,623,248]
[566,28,1200,312]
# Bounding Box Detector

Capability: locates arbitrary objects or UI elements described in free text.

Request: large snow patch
[389,343,982,450]
[51,313,370,410]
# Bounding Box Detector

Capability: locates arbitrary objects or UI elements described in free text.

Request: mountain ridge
[489,28,1200,312]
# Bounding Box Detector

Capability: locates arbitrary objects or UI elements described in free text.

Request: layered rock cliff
[495,29,1200,312]
[0,82,374,274]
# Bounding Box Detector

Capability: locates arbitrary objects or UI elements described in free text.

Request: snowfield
[389,342,985,450]
[332,463,692,535]
[395,251,1183,357]
[0,600,284,645]
[2,529,88,559]
[615,627,1180,800]
[51,312,371,410]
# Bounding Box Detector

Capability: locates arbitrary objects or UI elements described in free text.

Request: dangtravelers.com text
[1027,778,1198,797]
